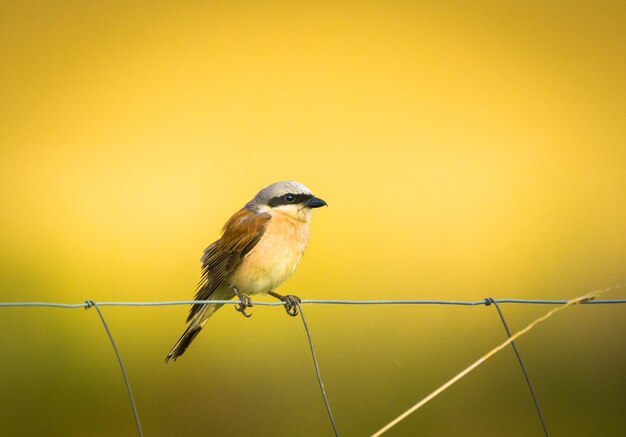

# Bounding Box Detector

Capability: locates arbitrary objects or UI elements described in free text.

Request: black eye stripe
[268,193,313,207]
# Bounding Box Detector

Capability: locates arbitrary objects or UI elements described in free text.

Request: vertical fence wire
[296,302,339,436]
[485,298,549,437]
[85,301,143,437]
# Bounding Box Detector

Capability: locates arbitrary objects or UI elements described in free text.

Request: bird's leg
[231,286,253,318]
[268,291,301,316]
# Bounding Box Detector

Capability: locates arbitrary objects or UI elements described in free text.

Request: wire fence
[1,294,625,436]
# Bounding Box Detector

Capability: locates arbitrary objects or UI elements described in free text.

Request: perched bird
[166,180,327,361]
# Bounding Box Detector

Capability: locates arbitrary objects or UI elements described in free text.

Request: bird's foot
[269,291,301,316]
[232,287,253,318]
[283,295,301,316]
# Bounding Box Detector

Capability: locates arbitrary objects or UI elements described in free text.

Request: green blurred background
[1,1,625,436]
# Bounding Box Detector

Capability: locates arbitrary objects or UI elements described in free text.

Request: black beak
[304,196,327,208]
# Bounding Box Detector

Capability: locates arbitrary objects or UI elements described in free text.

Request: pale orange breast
[229,212,310,295]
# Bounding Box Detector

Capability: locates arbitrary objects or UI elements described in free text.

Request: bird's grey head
[245,180,327,221]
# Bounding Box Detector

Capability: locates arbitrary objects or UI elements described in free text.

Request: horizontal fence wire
[1,295,625,437]
[1,298,625,308]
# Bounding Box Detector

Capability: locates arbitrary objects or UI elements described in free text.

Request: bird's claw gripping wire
[269,291,301,316]
[283,295,301,316]
[232,287,253,318]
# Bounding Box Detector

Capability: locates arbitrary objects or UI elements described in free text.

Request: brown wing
[187,209,271,322]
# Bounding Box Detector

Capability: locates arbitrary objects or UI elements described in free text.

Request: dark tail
[165,323,203,362]
[165,293,230,362]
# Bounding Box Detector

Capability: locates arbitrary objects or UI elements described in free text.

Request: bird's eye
[284,194,296,203]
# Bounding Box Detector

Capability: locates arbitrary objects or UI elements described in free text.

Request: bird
[165,180,327,362]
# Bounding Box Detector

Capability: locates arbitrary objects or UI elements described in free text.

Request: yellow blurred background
[1,1,625,435]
